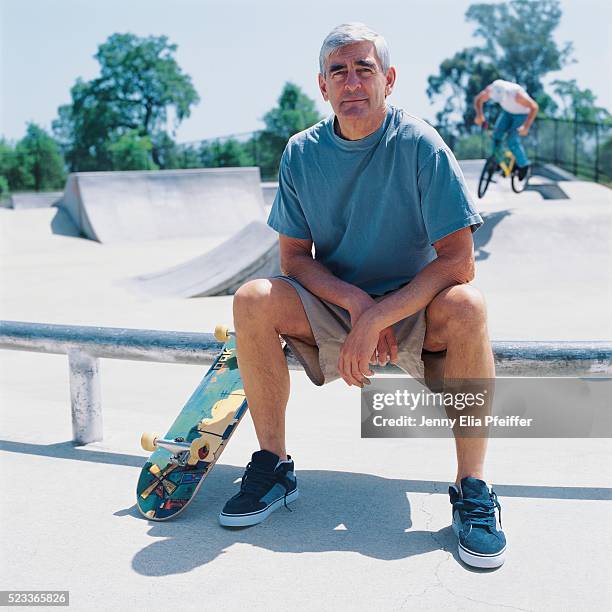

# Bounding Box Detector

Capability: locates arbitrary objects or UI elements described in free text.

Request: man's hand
[339,305,399,387]
[517,124,530,137]
[346,293,398,370]
[338,315,380,387]
[474,114,485,127]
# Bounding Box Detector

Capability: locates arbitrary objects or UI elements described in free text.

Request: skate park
[3,0,612,605]
[1,161,611,610]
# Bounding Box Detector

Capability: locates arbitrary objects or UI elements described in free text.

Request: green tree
[256,82,322,178]
[0,139,18,193]
[427,49,500,128]
[107,131,157,170]
[261,82,321,141]
[551,79,611,124]
[17,124,66,190]
[427,0,572,129]
[199,139,252,168]
[0,125,65,192]
[54,33,199,171]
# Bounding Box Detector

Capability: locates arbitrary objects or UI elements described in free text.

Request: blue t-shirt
[267,105,482,296]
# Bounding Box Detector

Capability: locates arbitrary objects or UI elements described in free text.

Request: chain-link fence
[177,117,612,185]
[440,117,612,184]
[526,118,611,183]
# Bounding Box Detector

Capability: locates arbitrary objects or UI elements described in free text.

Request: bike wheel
[478,157,497,198]
[511,166,531,193]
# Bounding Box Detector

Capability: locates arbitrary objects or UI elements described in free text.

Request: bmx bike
[477,122,531,198]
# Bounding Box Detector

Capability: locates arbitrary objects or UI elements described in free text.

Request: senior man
[219,23,506,569]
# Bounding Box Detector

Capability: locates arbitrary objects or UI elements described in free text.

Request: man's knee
[428,285,488,335]
[233,278,273,321]
[233,279,313,341]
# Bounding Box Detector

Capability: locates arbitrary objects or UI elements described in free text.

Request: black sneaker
[517,164,530,180]
[219,450,298,527]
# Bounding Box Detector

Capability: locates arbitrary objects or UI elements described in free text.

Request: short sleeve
[267,151,312,240]
[417,148,483,244]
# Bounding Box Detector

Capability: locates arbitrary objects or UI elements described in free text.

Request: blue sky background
[1,0,611,143]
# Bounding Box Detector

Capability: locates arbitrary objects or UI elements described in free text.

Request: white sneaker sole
[219,489,299,527]
[452,520,506,569]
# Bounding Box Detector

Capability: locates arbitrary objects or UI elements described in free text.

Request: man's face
[318,41,395,124]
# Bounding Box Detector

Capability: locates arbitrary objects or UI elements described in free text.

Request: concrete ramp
[59,167,266,243]
[458,161,612,340]
[11,191,63,209]
[131,221,280,297]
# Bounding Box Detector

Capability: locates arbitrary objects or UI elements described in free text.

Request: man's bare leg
[423,284,495,485]
[233,278,316,460]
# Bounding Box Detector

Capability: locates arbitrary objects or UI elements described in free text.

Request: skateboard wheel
[214,324,230,342]
[141,432,159,452]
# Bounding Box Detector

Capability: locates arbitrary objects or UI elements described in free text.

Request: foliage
[0,125,65,193]
[53,33,199,171]
[199,139,253,168]
[0,175,9,198]
[427,0,573,129]
[427,49,500,128]
[261,82,321,141]
[453,134,487,159]
[107,131,157,170]
[256,82,322,178]
[551,79,611,124]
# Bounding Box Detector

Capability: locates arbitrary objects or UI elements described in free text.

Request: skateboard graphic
[136,325,248,520]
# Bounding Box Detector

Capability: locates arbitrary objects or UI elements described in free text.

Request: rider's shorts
[274,275,429,385]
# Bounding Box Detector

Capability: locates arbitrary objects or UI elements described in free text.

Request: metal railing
[437,117,612,184]
[1,320,611,445]
[172,116,611,184]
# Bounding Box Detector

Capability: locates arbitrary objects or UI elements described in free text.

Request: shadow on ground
[125,464,454,575]
[2,439,610,576]
[50,205,84,238]
[473,210,512,261]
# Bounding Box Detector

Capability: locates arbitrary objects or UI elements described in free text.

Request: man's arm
[365,226,475,330]
[473,88,490,126]
[515,90,539,136]
[279,235,375,321]
[336,226,475,386]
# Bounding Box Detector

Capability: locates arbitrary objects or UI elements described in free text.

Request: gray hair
[319,22,390,75]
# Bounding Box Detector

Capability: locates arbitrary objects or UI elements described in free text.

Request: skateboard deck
[136,330,247,520]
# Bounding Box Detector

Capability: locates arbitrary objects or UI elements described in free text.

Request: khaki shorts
[276,275,428,386]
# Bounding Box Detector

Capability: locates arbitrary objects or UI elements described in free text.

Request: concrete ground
[1,170,611,610]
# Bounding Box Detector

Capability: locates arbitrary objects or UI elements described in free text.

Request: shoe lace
[240,462,277,498]
[457,490,502,530]
[240,461,294,512]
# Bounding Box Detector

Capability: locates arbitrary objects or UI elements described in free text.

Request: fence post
[595,123,600,183]
[573,112,579,176]
[481,125,485,158]
[68,349,102,444]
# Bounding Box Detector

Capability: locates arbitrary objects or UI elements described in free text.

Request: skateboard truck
[140,433,194,466]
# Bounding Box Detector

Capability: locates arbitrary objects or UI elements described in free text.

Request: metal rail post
[68,349,102,444]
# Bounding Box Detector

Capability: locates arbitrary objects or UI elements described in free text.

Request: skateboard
[136,325,248,520]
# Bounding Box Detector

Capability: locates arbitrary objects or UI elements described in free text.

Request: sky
[1,0,611,144]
